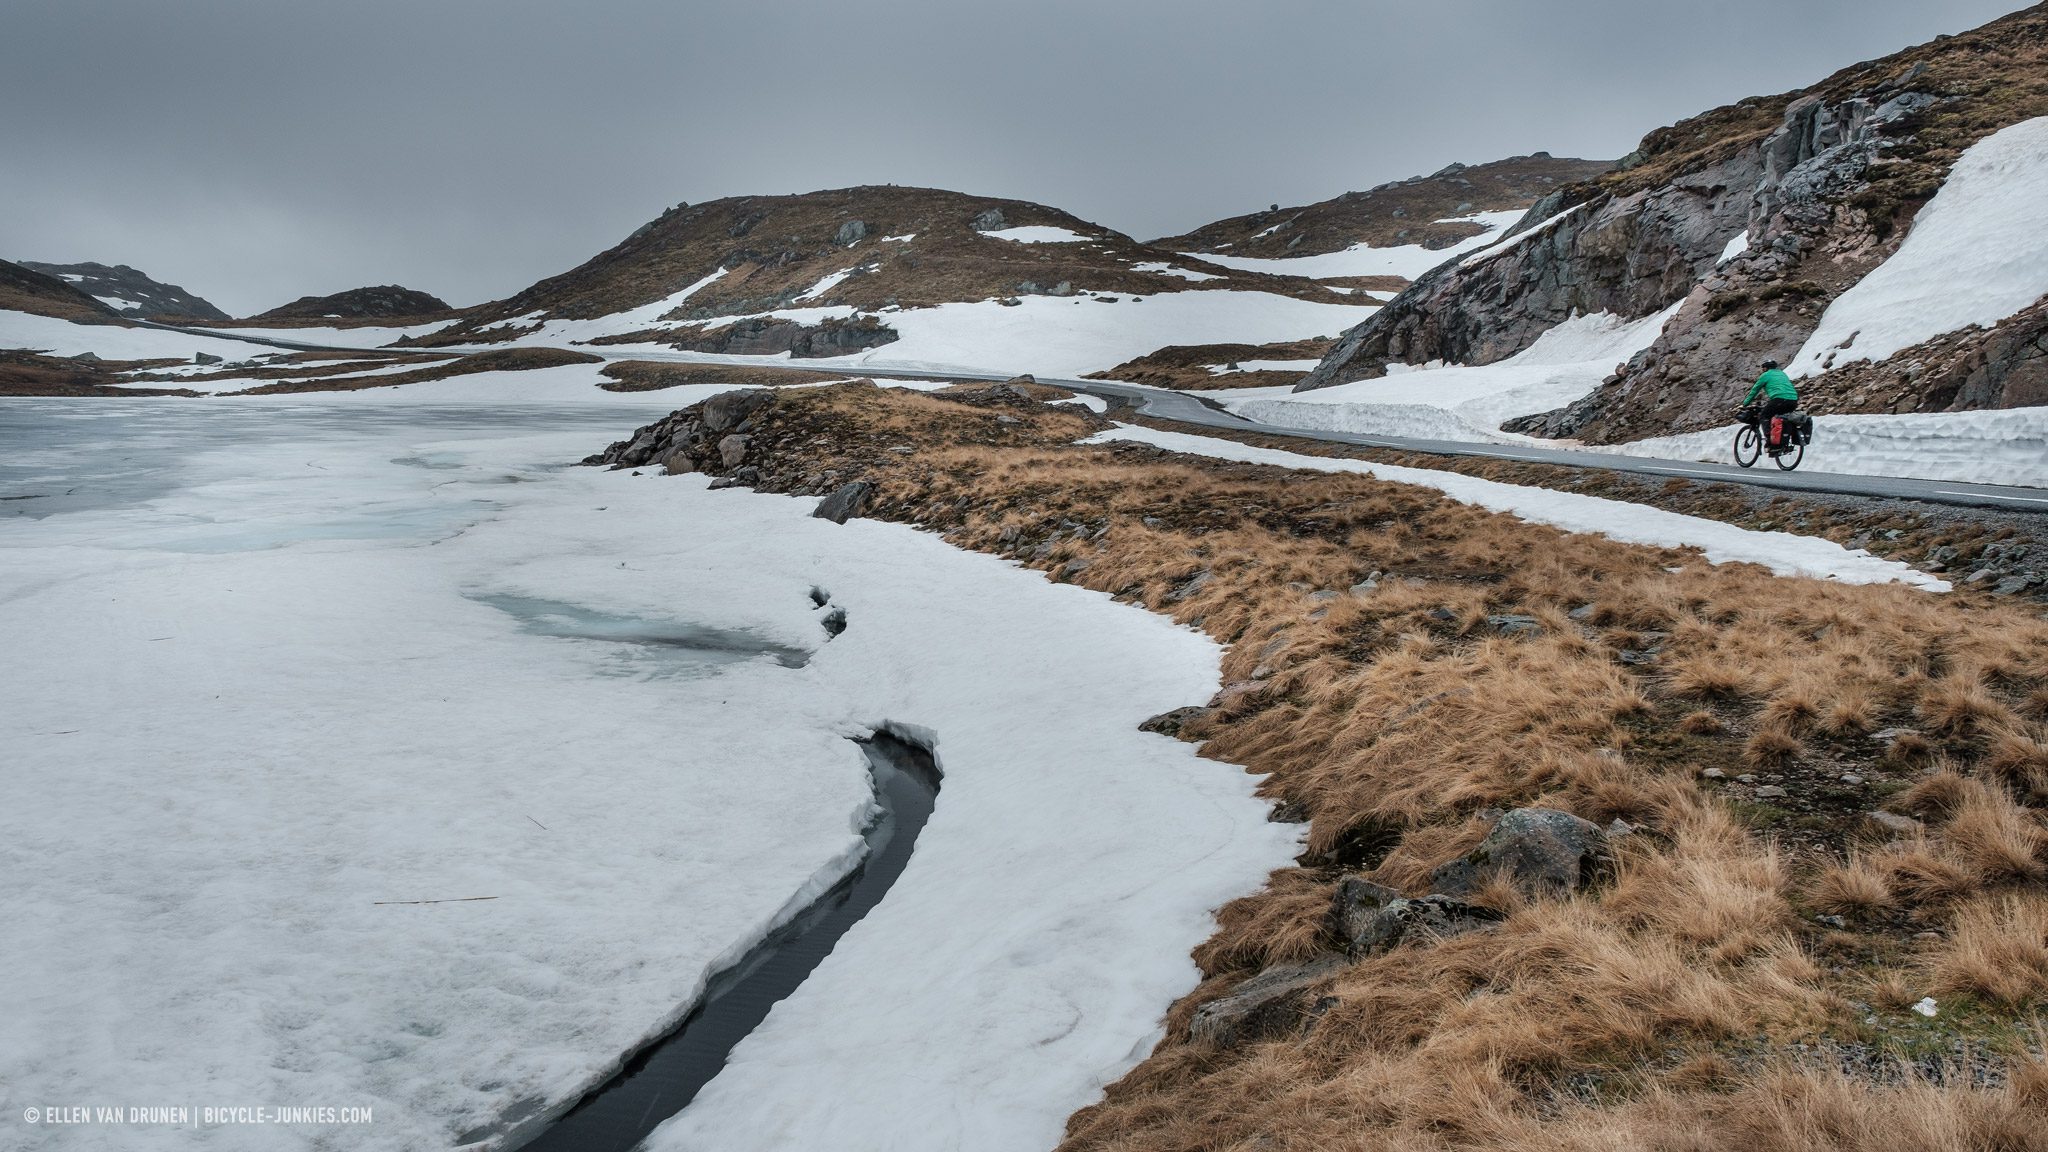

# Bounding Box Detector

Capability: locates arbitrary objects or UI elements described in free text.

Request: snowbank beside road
[1611,405,2048,490]
[1090,424,1949,590]
[1792,115,2048,377]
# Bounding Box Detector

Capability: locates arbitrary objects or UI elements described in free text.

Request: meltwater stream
[512,733,941,1152]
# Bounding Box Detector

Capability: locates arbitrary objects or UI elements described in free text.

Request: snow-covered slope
[0,307,290,363]
[1228,304,1679,441]
[1611,405,2048,489]
[1790,115,2048,377]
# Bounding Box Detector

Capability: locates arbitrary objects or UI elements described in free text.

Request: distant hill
[0,259,120,323]
[251,285,455,323]
[1300,2,2048,443]
[1155,153,1614,265]
[417,185,1336,353]
[18,261,227,321]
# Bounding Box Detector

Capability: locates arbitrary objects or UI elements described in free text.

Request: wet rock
[1431,807,1611,897]
[813,480,876,524]
[1188,954,1347,1047]
[718,434,750,469]
[1139,706,1211,737]
[701,388,774,434]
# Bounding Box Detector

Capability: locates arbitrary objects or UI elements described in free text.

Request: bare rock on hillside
[1430,807,1612,898]
[1343,893,1507,955]
[1188,954,1347,1047]
[835,219,868,245]
[700,388,775,433]
[970,207,1007,232]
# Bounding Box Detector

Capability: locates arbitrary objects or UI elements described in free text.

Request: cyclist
[1741,359,1799,448]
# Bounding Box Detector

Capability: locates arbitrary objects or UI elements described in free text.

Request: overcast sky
[1,0,2026,316]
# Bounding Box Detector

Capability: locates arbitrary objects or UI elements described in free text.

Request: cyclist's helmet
[1761,359,1781,369]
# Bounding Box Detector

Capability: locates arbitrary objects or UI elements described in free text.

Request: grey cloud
[0,0,2024,315]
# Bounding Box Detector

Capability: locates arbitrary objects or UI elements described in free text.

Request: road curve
[123,320,2048,513]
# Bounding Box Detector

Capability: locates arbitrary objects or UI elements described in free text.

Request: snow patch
[1131,260,1223,282]
[1790,116,2048,377]
[981,225,1094,244]
[1232,303,1680,442]
[1190,211,1526,281]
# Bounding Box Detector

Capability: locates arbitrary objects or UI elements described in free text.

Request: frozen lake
[0,396,1294,1152]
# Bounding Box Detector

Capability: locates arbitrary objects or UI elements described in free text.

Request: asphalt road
[128,322,2048,513]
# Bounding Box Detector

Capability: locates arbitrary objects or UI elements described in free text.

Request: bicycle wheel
[1774,439,1805,470]
[1733,424,1761,468]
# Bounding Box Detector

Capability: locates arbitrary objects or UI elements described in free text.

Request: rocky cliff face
[1300,3,2048,445]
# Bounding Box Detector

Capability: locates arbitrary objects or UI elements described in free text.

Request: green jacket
[1745,368,1798,403]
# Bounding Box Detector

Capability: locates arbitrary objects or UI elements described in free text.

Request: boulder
[1431,807,1611,897]
[661,448,696,475]
[1328,875,1404,947]
[1188,954,1346,1047]
[700,389,774,434]
[835,219,868,245]
[193,352,223,365]
[718,434,750,469]
[1344,894,1506,955]
[813,480,876,524]
[970,207,1007,232]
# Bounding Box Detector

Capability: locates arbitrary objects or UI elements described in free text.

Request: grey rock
[834,219,868,245]
[1870,727,1919,744]
[1346,894,1506,955]
[1485,614,1544,636]
[661,448,696,475]
[1328,874,1405,949]
[1166,571,1213,603]
[812,480,876,524]
[71,351,100,362]
[717,434,750,469]
[1047,281,1076,297]
[970,207,1007,232]
[1701,767,1726,780]
[1839,773,1866,786]
[1139,706,1212,738]
[193,352,223,365]
[1993,575,2035,597]
[1431,807,1611,897]
[1188,954,1347,1047]
[819,605,847,638]
[1568,603,1597,621]
[1755,785,1789,800]
[700,388,774,434]
[1349,579,1379,596]
[1815,914,1848,929]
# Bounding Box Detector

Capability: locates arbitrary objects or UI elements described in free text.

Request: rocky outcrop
[812,481,875,524]
[639,314,899,358]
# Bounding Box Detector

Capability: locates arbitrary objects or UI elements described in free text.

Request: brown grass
[618,382,2048,1150]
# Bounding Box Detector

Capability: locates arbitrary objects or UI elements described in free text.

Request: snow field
[1791,116,2048,377]
[0,308,289,363]
[1088,424,1948,590]
[0,401,1296,1151]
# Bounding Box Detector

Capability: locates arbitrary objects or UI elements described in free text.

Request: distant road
[129,320,2048,512]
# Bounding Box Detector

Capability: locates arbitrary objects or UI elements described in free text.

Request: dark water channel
[509,732,941,1152]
